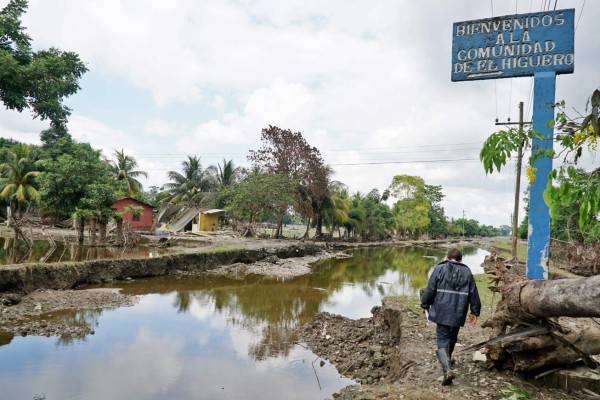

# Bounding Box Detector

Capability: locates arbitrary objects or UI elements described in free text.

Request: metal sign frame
[451,9,575,279]
[452,9,574,82]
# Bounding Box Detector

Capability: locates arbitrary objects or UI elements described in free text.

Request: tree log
[520,276,600,318]
[481,257,600,372]
[484,261,600,330]
[485,325,600,372]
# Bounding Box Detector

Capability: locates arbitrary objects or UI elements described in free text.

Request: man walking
[421,248,481,385]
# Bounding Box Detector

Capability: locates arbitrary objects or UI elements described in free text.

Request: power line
[132,142,485,156]
[133,147,483,160]
[575,0,587,32]
[329,158,480,166]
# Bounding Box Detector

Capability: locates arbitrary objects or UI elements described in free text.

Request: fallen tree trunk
[483,259,600,330]
[478,256,600,372]
[483,324,600,372]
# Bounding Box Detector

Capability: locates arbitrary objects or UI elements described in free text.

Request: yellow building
[197,209,223,231]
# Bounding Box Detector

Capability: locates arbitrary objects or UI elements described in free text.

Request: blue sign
[451,9,574,81]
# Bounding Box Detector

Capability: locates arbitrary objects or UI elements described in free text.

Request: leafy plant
[499,384,531,400]
[123,204,143,218]
[480,89,600,236]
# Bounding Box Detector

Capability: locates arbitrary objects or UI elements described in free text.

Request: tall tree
[109,149,148,196]
[248,125,328,238]
[424,184,448,238]
[389,175,430,238]
[221,172,297,235]
[39,142,112,220]
[162,155,214,205]
[207,159,243,188]
[0,0,87,128]
[0,144,43,217]
[320,182,352,238]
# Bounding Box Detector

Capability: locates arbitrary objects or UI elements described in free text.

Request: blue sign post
[451,9,574,279]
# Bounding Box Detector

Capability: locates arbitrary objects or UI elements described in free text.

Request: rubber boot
[436,348,455,385]
[448,341,456,366]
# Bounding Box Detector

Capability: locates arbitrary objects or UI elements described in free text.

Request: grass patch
[385,294,422,312]
[198,243,248,253]
[475,273,500,314]
[490,237,528,261]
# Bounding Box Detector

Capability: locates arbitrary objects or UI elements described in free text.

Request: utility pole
[462,210,465,238]
[512,102,524,260]
[496,101,529,260]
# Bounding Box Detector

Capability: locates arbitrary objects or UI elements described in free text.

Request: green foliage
[481,89,600,243]
[480,128,529,174]
[498,225,511,236]
[79,183,117,218]
[0,137,20,150]
[123,204,143,218]
[207,159,243,188]
[220,172,297,225]
[0,143,44,212]
[424,184,448,238]
[389,175,430,237]
[345,190,395,240]
[320,182,352,235]
[545,167,600,242]
[451,218,499,237]
[518,215,528,240]
[162,155,214,205]
[248,125,329,224]
[108,149,148,196]
[39,142,113,219]
[134,185,161,207]
[0,0,87,127]
[499,384,531,400]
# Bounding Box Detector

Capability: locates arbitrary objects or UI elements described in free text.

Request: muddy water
[0,246,487,400]
[0,237,176,265]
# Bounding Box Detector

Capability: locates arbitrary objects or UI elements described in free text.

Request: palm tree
[207,159,243,188]
[0,144,44,216]
[0,144,44,241]
[109,149,148,196]
[162,155,215,205]
[321,183,352,238]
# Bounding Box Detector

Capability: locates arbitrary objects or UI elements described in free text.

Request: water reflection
[0,237,171,265]
[0,245,488,400]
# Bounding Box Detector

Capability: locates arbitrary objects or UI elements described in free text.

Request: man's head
[446,248,462,262]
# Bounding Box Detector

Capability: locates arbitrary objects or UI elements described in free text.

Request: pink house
[111,197,154,231]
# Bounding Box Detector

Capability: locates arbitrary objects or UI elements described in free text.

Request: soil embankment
[0,240,328,339]
[0,241,325,295]
[300,298,577,400]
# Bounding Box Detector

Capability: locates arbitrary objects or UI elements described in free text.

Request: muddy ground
[299,298,582,400]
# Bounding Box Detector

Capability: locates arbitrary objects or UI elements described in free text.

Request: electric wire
[575,0,587,32]
[327,158,481,166]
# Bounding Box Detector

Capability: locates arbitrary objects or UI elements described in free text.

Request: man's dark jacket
[421,260,481,327]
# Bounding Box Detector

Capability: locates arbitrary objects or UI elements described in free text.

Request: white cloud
[67,115,126,157]
[0,108,49,144]
[178,78,314,153]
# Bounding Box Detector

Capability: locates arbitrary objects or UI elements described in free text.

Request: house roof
[199,208,224,214]
[114,197,155,209]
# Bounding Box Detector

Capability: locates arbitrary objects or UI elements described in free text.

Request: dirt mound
[0,288,137,339]
[299,298,577,400]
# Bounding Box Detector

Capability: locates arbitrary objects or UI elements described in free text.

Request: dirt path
[299,298,578,400]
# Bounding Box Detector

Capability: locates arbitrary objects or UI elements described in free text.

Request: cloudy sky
[1,0,598,227]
